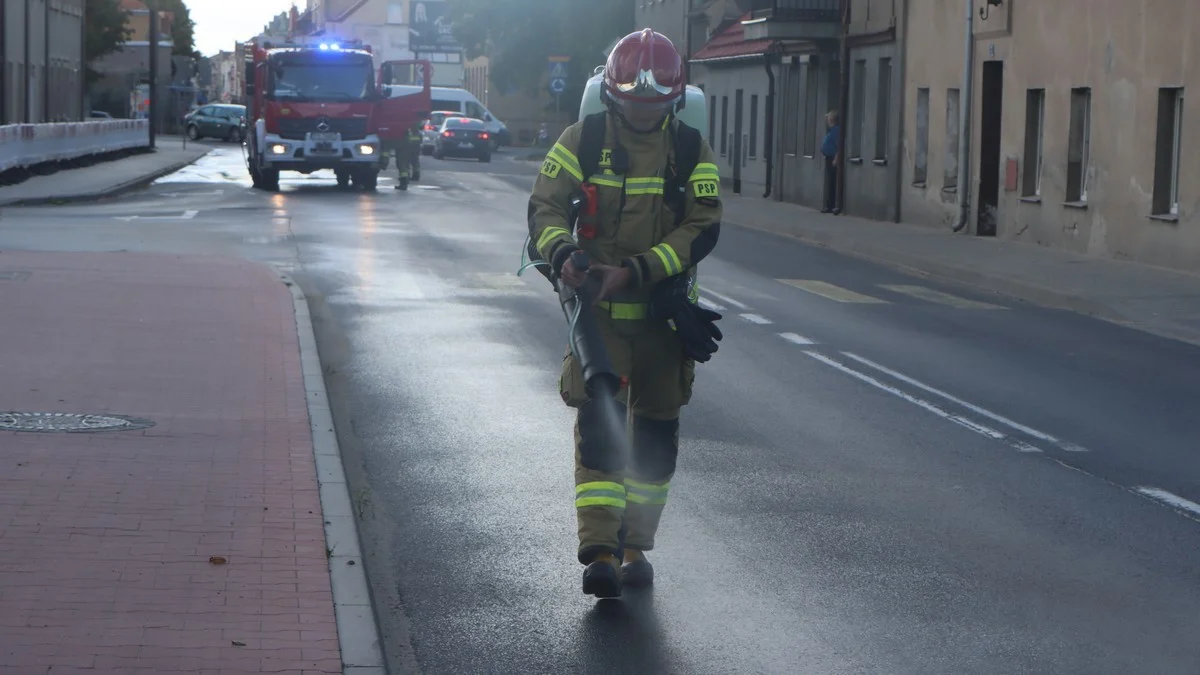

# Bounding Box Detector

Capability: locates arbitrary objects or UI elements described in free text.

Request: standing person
[527,28,724,599]
[394,121,422,190]
[407,121,423,182]
[821,110,841,214]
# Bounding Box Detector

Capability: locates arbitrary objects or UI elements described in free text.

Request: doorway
[733,89,744,194]
[977,60,1004,236]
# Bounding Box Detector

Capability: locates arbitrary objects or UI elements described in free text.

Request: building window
[1153,87,1184,216]
[914,87,929,185]
[749,94,758,159]
[850,59,866,160]
[1066,87,1091,203]
[721,95,729,156]
[803,61,819,157]
[709,95,716,145]
[874,58,892,161]
[783,63,800,155]
[945,88,960,189]
[1021,88,1045,197]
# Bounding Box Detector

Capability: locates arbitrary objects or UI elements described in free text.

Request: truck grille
[277,117,368,141]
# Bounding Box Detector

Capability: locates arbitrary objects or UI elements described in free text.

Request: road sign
[548,55,569,96]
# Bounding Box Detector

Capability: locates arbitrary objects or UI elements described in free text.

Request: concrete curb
[281,272,388,675]
[0,148,212,208]
[727,216,1200,348]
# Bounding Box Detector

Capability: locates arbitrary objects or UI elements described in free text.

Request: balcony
[741,0,842,42]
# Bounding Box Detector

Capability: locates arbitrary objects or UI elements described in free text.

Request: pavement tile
[0,251,341,673]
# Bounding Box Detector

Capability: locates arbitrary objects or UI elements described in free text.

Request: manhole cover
[0,412,155,433]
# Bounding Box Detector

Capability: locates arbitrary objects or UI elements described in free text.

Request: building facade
[689,14,776,198]
[770,0,905,220]
[1,0,86,124]
[903,0,1200,272]
[89,0,174,119]
[305,0,465,87]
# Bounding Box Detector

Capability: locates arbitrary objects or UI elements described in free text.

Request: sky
[189,0,301,57]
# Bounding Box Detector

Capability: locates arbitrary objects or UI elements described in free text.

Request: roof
[689,12,777,63]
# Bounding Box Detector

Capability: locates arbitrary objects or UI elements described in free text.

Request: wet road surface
[2,145,1199,674]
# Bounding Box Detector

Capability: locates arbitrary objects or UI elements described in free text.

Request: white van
[384,85,510,150]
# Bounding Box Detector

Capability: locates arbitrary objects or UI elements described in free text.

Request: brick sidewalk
[0,252,341,674]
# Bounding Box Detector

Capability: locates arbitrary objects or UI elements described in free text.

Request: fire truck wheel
[260,168,280,192]
[356,170,379,192]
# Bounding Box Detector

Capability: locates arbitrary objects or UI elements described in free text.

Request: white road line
[740,313,773,325]
[779,332,815,345]
[699,298,726,312]
[840,352,1088,453]
[1135,487,1200,520]
[703,289,749,310]
[804,351,1044,453]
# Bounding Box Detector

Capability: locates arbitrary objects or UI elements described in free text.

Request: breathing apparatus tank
[578,66,709,133]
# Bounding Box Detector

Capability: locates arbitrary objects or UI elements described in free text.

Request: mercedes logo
[316,118,331,132]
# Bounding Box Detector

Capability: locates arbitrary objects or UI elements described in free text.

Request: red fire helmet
[602,28,685,107]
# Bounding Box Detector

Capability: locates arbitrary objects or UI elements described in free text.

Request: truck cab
[243,38,430,191]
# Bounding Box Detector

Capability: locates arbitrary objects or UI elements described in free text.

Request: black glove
[672,303,723,362]
[650,275,724,363]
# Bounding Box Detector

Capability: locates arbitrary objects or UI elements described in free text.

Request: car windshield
[445,118,484,129]
[269,56,374,101]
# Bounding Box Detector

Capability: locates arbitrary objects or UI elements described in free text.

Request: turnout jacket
[528,113,722,304]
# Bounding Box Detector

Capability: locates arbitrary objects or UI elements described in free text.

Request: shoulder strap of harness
[666,120,702,226]
[577,112,609,183]
[576,112,703,226]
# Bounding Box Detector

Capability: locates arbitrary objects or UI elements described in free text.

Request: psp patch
[692,180,720,198]
[540,158,563,179]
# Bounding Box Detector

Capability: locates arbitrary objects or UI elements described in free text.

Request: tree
[85,0,133,86]
[159,0,200,58]
[445,0,634,116]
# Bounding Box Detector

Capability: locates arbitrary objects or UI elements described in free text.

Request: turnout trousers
[559,303,695,564]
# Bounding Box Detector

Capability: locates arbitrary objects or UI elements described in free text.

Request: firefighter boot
[581,552,622,598]
[621,549,654,587]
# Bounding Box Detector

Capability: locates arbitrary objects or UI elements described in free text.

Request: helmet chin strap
[608,102,670,135]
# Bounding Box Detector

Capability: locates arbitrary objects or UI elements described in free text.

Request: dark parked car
[432,117,491,162]
[184,104,247,142]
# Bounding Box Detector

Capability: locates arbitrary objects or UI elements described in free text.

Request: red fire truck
[242,37,432,191]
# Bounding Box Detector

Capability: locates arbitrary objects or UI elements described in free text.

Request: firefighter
[527,28,723,599]
[394,121,423,190]
[408,121,423,182]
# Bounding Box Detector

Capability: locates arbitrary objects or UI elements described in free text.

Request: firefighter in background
[395,121,423,190]
[527,28,723,598]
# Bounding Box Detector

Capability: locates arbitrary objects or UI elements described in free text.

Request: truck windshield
[269,58,374,101]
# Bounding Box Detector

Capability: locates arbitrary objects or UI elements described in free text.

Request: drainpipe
[892,0,909,222]
[45,0,51,121]
[763,48,776,199]
[836,0,850,213]
[0,0,6,123]
[952,0,974,232]
[25,0,32,122]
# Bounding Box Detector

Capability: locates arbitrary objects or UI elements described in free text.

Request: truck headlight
[358,144,376,155]
[270,144,288,155]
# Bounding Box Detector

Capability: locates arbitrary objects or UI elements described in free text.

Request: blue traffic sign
[548,55,569,95]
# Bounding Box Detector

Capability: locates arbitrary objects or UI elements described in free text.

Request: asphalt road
[2,146,1199,674]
